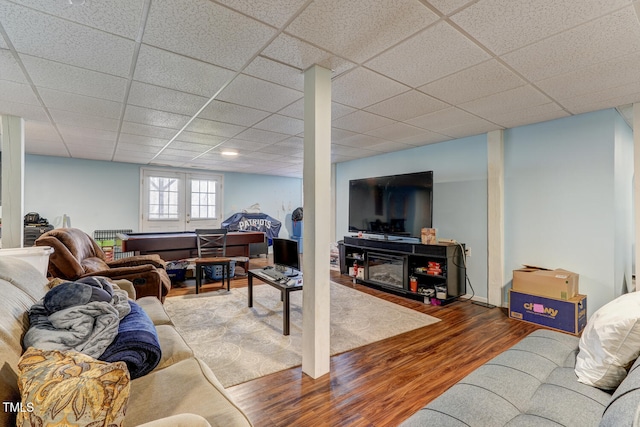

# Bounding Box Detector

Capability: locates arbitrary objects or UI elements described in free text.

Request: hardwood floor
[167,257,541,426]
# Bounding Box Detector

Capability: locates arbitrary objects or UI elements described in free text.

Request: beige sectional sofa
[0,255,252,427]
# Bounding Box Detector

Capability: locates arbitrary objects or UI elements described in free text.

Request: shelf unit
[340,236,465,303]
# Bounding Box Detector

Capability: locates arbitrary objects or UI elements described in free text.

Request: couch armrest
[136,414,212,427]
[110,279,136,299]
[108,254,166,269]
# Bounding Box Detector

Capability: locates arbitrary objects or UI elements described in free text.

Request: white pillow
[575,292,640,390]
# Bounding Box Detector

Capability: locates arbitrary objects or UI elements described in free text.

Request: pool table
[118,231,266,262]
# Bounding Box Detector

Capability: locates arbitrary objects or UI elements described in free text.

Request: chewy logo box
[508,290,587,335]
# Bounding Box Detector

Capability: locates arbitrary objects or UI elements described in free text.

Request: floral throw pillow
[17,347,130,427]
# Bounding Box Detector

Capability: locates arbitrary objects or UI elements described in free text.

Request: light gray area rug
[164,282,440,387]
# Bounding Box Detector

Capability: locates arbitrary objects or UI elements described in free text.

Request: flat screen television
[273,238,300,276]
[348,171,433,239]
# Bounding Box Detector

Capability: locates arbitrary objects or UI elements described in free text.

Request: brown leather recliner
[35,227,171,302]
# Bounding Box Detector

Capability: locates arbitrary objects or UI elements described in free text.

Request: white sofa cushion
[575,292,640,390]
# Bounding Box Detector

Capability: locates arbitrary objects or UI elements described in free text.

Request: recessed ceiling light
[221,150,238,157]
[68,0,86,4]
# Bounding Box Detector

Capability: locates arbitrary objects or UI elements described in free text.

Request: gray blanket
[23,285,131,358]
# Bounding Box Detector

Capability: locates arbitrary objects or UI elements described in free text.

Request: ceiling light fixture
[68,0,86,5]
[221,150,238,157]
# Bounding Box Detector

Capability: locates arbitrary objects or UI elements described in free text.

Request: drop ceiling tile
[22,55,128,102]
[451,0,631,55]
[332,67,409,109]
[407,107,492,133]
[39,88,122,119]
[331,128,358,142]
[337,133,389,149]
[459,85,553,121]
[0,2,135,77]
[117,133,167,147]
[25,121,62,143]
[501,7,640,82]
[198,100,271,126]
[120,121,178,139]
[240,150,286,162]
[123,105,190,130]
[398,131,451,146]
[9,0,146,40]
[561,80,640,114]
[537,52,640,101]
[58,125,118,144]
[116,143,162,154]
[26,140,69,157]
[67,142,114,155]
[113,151,155,163]
[365,90,449,121]
[222,138,272,151]
[134,45,236,97]
[261,33,355,75]
[331,144,362,156]
[365,21,491,88]
[277,99,304,119]
[440,120,502,139]
[332,110,395,133]
[254,114,304,135]
[143,0,276,70]
[216,0,309,27]
[0,80,39,105]
[365,122,428,141]
[68,151,113,162]
[234,127,290,143]
[285,0,438,63]
[243,56,304,91]
[0,100,48,122]
[185,118,246,138]
[0,49,28,84]
[128,82,208,116]
[279,99,369,121]
[332,103,358,120]
[428,0,476,15]
[368,140,416,153]
[174,132,227,146]
[49,109,120,132]
[419,59,525,105]
[491,103,570,129]
[217,74,302,112]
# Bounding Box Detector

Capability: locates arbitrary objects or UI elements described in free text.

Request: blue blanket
[99,300,161,379]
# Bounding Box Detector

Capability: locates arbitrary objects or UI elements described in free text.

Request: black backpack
[292,207,303,222]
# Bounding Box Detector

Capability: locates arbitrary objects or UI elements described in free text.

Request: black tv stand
[340,236,465,303]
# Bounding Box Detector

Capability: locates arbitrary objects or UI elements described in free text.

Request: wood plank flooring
[167,257,541,426]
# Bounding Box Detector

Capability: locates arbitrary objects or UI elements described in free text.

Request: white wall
[24,155,302,238]
[335,135,489,301]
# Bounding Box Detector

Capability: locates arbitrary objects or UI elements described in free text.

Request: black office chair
[194,228,232,294]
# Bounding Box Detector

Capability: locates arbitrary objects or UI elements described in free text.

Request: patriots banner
[221,212,282,241]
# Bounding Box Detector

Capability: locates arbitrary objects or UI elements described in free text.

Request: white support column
[487,130,505,306]
[302,65,332,378]
[634,103,640,291]
[1,115,25,249]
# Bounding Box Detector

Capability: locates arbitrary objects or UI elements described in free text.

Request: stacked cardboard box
[509,266,586,335]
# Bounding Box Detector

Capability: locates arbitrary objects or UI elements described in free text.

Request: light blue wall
[335,135,489,300]
[24,155,302,238]
[223,171,302,238]
[504,109,632,316]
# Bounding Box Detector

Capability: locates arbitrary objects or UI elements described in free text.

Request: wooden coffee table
[248,269,303,335]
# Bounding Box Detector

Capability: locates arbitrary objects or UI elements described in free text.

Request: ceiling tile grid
[0,0,639,177]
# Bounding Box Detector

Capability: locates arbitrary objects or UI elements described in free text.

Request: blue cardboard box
[509,290,587,335]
